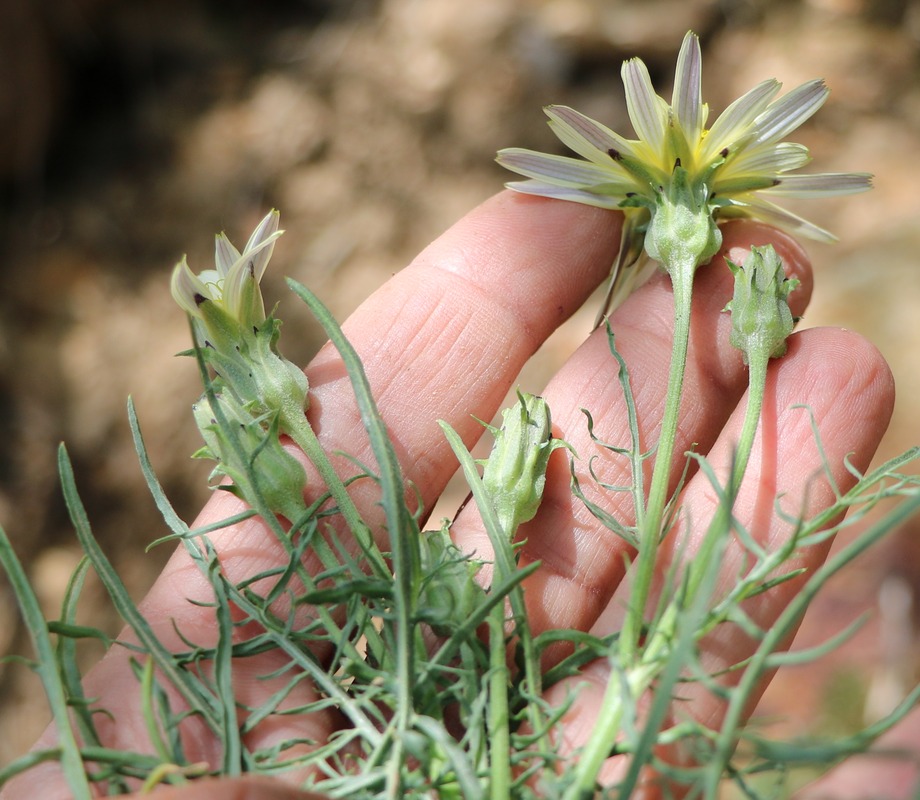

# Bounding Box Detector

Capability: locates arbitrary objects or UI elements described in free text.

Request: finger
[145,776,326,799]
[546,326,894,783]
[148,191,622,613]
[305,191,622,514]
[452,221,813,652]
[8,195,623,798]
[653,326,895,727]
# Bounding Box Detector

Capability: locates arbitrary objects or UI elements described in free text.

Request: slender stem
[281,411,388,579]
[487,606,511,800]
[685,348,768,601]
[562,662,658,800]
[731,349,768,492]
[620,256,696,661]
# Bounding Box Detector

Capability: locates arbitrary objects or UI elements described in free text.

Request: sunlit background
[0,0,918,775]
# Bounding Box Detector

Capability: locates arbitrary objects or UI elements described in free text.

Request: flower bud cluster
[171,211,309,520]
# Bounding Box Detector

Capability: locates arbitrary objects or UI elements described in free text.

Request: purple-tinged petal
[171,256,211,316]
[713,143,811,187]
[545,105,641,164]
[752,79,829,146]
[672,32,704,142]
[496,148,634,190]
[214,233,242,278]
[720,196,837,242]
[702,79,781,161]
[503,180,626,210]
[243,211,282,281]
[761,172,873,197]
[621,56,668,151]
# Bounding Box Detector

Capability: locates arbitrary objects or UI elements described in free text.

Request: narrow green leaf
[0,525,93,798]
[57,444,221,732]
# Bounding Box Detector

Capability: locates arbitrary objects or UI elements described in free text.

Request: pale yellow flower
[170,210,282,328]
[497,32,870,314]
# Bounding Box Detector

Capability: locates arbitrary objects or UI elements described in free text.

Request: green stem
[487,606,511,800]
[620,256,695,661]
[281,411,389,579]
[562,662,659,800]
[732,349,768,493]
[685,348,768,601]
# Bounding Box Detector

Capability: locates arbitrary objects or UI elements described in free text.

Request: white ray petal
[752,79,829,146]
[503,180,626,209]
[720,196,837,242]
[714,142,811,187]
[545,105,641,164]
[701,79,781,161]
[762,172,873,197]
[496,148,633,189]
[621,57,668,151]
[672,32,703,143]
[215,234,241,278]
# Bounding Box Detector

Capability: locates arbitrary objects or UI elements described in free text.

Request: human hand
[3,191,895,798]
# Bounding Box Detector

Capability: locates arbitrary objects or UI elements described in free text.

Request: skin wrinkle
[356,266,557,516]
[434,194,622,298]
[304,199,620,518]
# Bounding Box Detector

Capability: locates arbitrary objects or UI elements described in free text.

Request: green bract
[725,244,799,364]
[643,164,722,274]
[193,392,307,523]
[481,392,566,535]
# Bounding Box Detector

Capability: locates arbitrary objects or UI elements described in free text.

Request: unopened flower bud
[193,392,307,523]
[481,393,565,535]
[725,244,799,364]
[418,525,485,635]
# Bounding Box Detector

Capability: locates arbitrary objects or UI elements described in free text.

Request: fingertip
[788,326,896,440]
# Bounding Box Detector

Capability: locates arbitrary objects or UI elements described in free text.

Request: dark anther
[193,292,207,306]
[625,192,636,198]
[773,178,782,186]
[607,148,621,161]
[720,147,729,158]
[248,259,255,276]
[674,157,682,169]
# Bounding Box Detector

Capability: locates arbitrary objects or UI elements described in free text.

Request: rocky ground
[0,0,918,780]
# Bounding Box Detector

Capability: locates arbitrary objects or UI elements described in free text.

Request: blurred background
[0,0,918,775]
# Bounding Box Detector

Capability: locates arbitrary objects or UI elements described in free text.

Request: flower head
[171,210,283,335]
[171,210,309,428]
[497,32,871,315]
